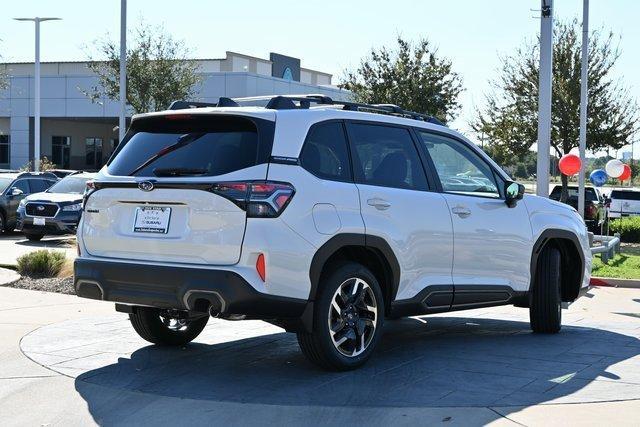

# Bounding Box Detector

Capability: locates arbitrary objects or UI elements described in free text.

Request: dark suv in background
[17,172,96,241]
[549,185,608,233]
[0,172,58,233]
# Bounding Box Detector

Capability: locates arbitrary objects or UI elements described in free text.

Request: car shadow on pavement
[73,315,640,423]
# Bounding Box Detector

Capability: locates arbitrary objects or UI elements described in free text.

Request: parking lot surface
[0,285,637,425]
[0,232,76,266]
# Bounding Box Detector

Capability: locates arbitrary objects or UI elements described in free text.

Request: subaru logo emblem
[138,181,154,192]
[37,205,45,211]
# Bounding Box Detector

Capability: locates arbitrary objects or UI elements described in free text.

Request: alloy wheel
[328,277,378,357]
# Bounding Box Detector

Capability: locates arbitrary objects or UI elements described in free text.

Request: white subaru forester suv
[75,95,592,370]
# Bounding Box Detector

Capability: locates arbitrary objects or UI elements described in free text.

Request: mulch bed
[6,276,75,295]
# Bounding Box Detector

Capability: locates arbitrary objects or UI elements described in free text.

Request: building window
[0,135,9,166]
[85,137,103,168]
[52,136,71,169]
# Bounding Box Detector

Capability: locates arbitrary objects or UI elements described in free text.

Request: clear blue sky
[1,0,638,146]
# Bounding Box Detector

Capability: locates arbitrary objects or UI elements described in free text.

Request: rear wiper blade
[129,132,206,176]
[152,167,208,177]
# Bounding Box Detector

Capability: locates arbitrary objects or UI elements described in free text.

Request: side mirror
[10,187,24,196]
[505,181,525,208]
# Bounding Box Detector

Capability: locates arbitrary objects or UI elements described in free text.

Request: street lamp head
[14,17,62,22]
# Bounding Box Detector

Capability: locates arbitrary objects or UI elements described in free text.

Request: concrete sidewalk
[1,286,639,426]
[0,267,20,286]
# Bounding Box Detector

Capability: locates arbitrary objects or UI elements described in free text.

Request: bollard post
[614,233,621,253]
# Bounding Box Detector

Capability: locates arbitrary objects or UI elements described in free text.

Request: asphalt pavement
[1,286,639,426]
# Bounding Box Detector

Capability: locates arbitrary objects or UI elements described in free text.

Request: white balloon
[605,159,625,178]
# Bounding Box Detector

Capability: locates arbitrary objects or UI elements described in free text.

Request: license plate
[133,206,171,234]
[33,217,45,226]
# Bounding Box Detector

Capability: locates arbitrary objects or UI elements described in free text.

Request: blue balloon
[590,169,608,187]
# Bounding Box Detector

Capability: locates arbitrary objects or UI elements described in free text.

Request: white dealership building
[0,51,347,170]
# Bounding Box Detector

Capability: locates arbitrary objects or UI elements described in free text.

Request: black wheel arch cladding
[530,228,585,302]
[308,233,401,306]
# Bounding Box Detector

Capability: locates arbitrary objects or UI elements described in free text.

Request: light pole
[577,0,589,218]
[14,17,61,172]
[536,0,553,197]
[119,0,127,143]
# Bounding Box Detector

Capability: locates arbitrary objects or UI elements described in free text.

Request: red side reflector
[256,253,266,282]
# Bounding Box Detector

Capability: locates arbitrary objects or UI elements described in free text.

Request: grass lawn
[591,244,640,279]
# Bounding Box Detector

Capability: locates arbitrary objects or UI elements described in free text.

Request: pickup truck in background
[608,189,640,219]
[549,185,608,233]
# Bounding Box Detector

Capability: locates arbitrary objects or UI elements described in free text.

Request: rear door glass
[108,116,273,177]
[611,191,640,201]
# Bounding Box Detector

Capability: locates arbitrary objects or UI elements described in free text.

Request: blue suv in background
[17,172,95,241]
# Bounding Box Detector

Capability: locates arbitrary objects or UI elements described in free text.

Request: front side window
[300,122,351,181]
[418,131,500,198]
[11,179,30,195]
[0,135,9,166]
[349,123,428,190]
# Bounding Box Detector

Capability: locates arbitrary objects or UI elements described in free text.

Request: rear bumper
[74,258,307,319]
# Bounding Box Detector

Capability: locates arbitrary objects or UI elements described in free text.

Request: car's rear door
[416,130,533,301]
[346,121,454,306]
[81,113,275,266]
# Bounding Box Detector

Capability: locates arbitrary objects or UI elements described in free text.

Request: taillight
[586,204,596,217]
[211,181,295,218]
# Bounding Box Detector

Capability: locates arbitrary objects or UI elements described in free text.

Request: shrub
[609,216,640,243]
[16,250,66,278]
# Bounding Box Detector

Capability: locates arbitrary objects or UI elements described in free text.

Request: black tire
[129,307,209,346]
[530,246,562,334]
[297,262,384,371]
[25,233,44,241]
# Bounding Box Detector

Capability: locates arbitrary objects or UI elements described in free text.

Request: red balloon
[558,154,581,176]
[619,164,632,181]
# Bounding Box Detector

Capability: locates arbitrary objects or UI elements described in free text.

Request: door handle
[367,198,391,210]
[451,206,471,218]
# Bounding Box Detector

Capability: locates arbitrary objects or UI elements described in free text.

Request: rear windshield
[107,116,273,177]
[549,186,598,201]
[611,190,640,201]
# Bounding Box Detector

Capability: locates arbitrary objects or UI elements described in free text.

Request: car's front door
[416,130,533,304]
[6,179,30,223]
[346,122,454,306]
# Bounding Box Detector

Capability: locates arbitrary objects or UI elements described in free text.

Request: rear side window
[300,122,351,182]
[108,116,273,177]
[348,123,428,191]
[611,190,640,201]
[29,179,54,193]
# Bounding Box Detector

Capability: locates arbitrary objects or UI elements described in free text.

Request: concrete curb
[0,266,21,286]
[591,276,640,289]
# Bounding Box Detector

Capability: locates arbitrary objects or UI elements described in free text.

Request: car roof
[65,172,96,179]
[0,173,19,180]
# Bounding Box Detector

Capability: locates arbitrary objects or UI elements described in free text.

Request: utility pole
[577,0,589,217]
[536,0,554,197]
[119,0,127,143]
[14,17,61,171]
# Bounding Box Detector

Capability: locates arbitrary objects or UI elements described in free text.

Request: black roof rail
[169,94,446,126]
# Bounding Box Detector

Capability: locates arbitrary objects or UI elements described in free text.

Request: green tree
[85,22,201,114]
[341,36,463,123]
[473,20,638,199]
